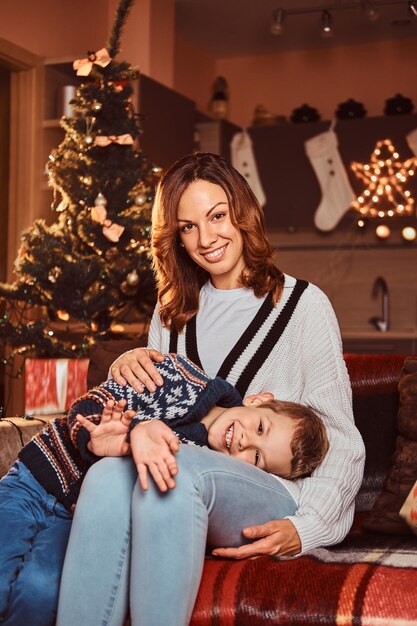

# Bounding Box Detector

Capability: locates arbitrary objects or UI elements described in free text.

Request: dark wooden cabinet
[249,114,417,230]
[139,75,196,168]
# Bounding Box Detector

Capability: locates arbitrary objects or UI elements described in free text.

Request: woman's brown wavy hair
[151,152,284,331]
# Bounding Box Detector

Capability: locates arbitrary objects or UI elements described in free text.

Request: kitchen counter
[341,329,417,354]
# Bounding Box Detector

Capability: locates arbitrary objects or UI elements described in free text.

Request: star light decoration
[351,139,417,219]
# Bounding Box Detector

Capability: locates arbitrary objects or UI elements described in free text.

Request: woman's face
[177,180,245,290]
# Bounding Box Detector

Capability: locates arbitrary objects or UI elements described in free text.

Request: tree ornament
[95,192,108,206]
[48,267,62,283]
[126,269,139,286]
[73,47,111,76]
[134,192,147,206]
[84,116,96,146]
[92,101,103,113]
[120,280,138,296]
[105,247,120,260]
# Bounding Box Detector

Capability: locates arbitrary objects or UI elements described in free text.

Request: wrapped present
[25,358,89,415]
[400,480,417,535]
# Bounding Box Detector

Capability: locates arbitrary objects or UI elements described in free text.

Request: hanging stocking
[406,127,417,156]
[305,128,355,231]
[231,131,266,207]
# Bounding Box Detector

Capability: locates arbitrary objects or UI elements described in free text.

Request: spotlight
[375,224,391,239]
[321,10,333,38]
[362,0,380,21]
[402,226,417,241]
[271,8,285,35]
[409,1,417,16]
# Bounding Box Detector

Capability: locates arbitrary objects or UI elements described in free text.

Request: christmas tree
[0,0,159,374]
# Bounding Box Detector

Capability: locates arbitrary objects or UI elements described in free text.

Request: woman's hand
[130,420,180,492]
[110,348,165,393]
[212,519,301,559]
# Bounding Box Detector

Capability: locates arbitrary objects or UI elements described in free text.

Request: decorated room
[0,1,416,625]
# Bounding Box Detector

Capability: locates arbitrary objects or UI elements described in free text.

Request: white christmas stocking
[231,131,266,207]
[305,129,355,231]
[406,127,417,156]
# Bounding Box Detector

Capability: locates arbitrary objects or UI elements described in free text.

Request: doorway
[0,64,10,410]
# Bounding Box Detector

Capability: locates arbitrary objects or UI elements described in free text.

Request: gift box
[400,480,417,535]
[25,358,89,415]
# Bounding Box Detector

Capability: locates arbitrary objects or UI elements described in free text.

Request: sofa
[1,351,416,625]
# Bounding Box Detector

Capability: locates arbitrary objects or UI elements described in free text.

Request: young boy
[0,353,328,626]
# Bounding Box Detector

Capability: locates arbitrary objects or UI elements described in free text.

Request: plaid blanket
[191,525,417,625]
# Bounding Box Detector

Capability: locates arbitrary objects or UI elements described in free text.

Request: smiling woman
[177,180,245,290]
[57,152,365,626]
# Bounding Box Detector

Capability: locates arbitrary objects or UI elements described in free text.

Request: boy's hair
[260,399,329,480]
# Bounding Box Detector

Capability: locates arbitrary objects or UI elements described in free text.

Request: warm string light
[351,139,417,219]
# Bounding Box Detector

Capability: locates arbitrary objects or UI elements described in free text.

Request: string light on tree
[351,139,417,219]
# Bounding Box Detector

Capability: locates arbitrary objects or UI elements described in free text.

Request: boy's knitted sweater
[19,354,242,511]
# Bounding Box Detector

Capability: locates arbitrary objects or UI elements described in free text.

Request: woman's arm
[110,304,165,392]
[287,287,365,553]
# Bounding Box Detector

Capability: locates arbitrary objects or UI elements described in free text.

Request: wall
[0,0,108,59]
[0,0,175,87]
[174,35,217,112]
[213,37,417,128]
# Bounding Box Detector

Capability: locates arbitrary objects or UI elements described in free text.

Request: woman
[57,153,365,626]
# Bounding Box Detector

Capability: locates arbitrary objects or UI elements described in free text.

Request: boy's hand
[130,420,180,492]
[76,399,135,457]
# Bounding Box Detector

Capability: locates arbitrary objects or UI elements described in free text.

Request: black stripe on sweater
[234,279,308,397]
[216,292,274,380]
[185,315,203,369]
[169,329,178,353]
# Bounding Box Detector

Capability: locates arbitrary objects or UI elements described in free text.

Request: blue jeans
[0,461,72,626]
[57,446,297,626]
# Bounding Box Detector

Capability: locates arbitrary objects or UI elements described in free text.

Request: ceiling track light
[321,10,333,38]
[409,0,417,16]
[271,8,286,35]
[362,0,380,21]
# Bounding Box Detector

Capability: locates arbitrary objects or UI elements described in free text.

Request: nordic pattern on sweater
[18,354,242,511]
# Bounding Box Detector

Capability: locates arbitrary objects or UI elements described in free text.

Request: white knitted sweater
[147,275,365,554]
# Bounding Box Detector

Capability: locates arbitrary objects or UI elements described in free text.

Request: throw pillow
[87,337,147,389]
[364,356,417,535]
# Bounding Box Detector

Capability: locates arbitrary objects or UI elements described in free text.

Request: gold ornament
[95,192,107,206]
[126,269,140,286]
[105,247,120,260]
[48,267,62,283]
[120,280,138,296]
[134,192,146,206]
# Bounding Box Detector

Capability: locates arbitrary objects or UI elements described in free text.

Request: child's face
[207,404,296,477]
